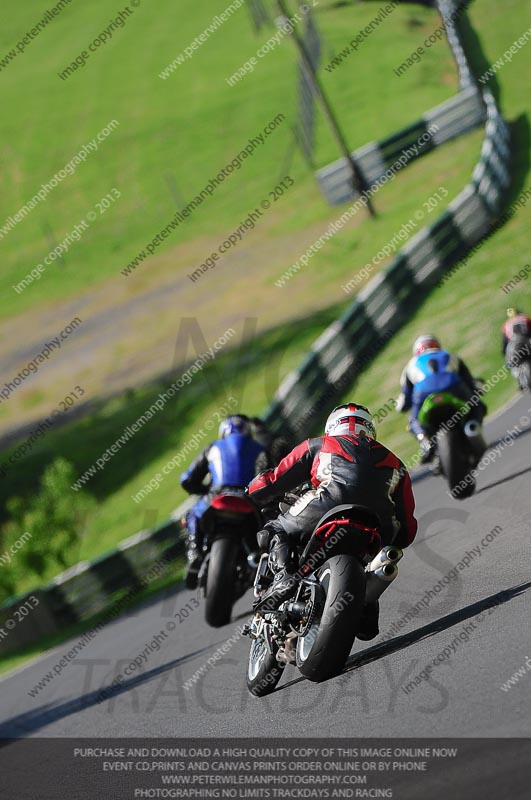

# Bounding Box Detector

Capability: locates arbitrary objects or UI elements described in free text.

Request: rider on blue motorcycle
[180,414,268,588]
[396,335,485,463]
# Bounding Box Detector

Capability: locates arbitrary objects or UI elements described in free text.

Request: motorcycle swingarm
[291,580,326,637]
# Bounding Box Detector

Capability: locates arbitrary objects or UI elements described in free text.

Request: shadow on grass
[458,4,531,209]
[0,304,344,516]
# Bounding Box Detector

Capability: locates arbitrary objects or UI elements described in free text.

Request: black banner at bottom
[0,738,529,799]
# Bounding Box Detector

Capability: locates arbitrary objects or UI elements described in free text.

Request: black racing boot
[253,568,297,610]
[418,434,434,464]
[356,601,380,641]
[185,547,203,590]
[252,532,296,610]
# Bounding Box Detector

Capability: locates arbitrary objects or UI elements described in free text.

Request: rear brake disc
[297,581,326,637]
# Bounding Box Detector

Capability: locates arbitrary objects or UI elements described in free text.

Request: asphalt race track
[1,395,530,741]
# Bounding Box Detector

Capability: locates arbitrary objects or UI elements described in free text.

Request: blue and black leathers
[181,433,267,553]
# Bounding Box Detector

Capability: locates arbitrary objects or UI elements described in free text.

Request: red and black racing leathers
[248,434,417,549]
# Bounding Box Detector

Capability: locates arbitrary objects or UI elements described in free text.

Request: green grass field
[337,0,531,460]
[0,0,478,441]
[1,0,456,317]
[0,0,530,608]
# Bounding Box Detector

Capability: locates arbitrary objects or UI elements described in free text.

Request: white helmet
[324,403,376,439]
[412,334,441,356]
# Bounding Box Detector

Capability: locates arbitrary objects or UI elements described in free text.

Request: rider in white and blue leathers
[396,335,485,462]
[180,415,268,587]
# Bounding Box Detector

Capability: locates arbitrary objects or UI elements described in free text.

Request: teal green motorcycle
[417,391,486,499]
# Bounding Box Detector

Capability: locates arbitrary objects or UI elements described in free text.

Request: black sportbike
[244,502,403,694]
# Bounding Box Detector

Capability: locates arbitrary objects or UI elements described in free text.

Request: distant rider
[396,334,485,463]
[249,416,293,467]
[502,308,531,382]
[247,403,418,641]
[180,415,268,588]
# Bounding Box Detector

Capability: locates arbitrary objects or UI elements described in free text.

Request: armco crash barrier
[317,0,482,206]
[0,2,511,654]
[0,512,189,657]
[264,0,511,438]
[317,87,485,206]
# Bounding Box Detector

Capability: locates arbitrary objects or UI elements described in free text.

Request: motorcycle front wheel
[246,635,285,697]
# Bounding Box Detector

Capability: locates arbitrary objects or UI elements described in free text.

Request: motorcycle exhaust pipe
[364,563,399,604]
[464,420,486,457]
[367,545,403,571]
[363,546,403,604]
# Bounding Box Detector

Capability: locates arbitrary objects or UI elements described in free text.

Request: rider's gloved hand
[395,393,407,412]
[268,532,296,574]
